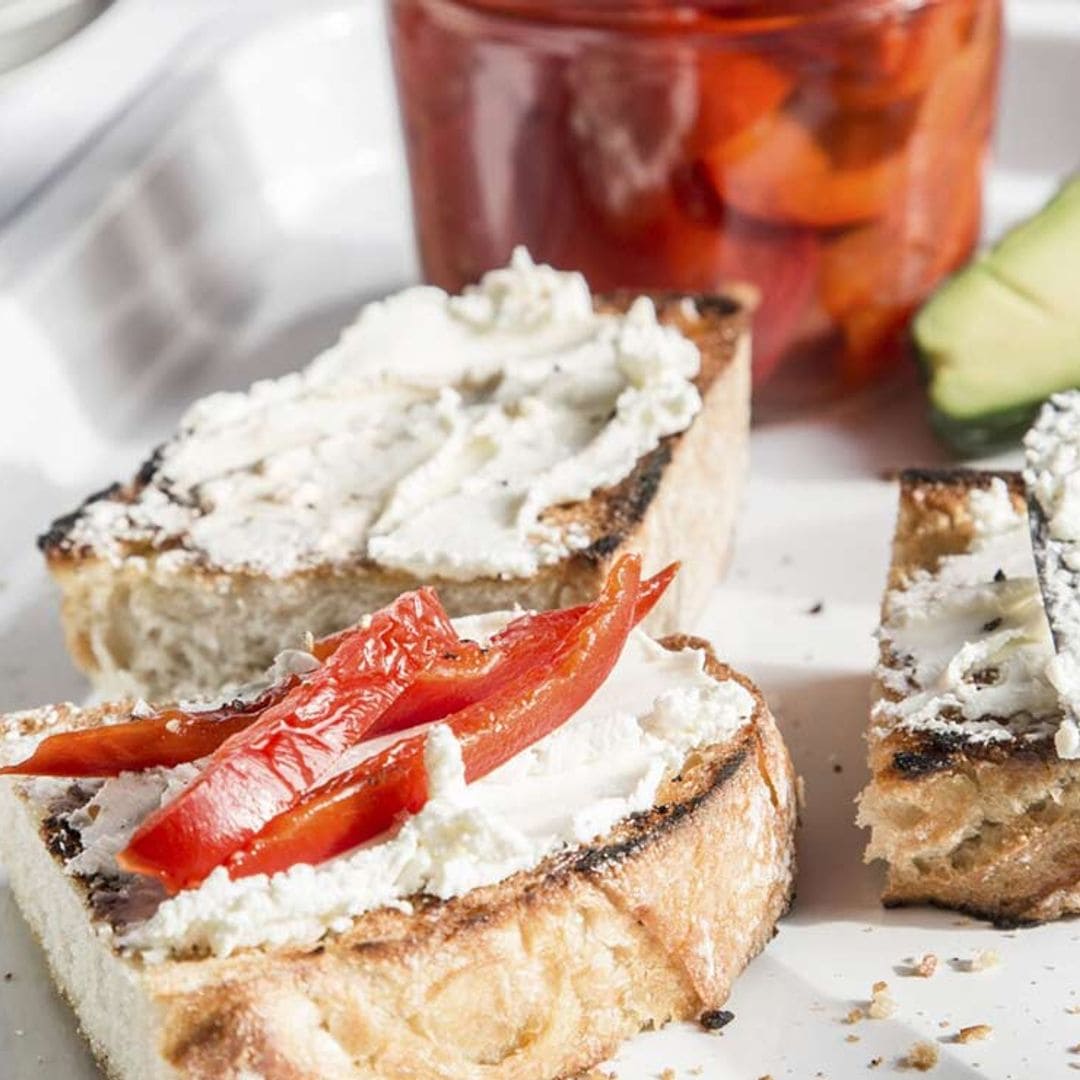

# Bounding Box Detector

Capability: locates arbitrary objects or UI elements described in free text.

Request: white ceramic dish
[1,2,1079,1076]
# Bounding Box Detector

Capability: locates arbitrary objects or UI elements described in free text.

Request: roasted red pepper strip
[0,565,675,781]
[226,554,642,881]
[116,588,459,892]
[0,685,294,779]
[370,560,677,737]
[308,565,670,666]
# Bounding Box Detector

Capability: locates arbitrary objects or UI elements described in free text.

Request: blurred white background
[0,0,309,223]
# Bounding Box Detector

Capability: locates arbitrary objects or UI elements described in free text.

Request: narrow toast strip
[858,468,1080,926]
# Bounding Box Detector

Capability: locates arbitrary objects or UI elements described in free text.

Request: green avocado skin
[913,175,1080,456]
[927,400,1044,457]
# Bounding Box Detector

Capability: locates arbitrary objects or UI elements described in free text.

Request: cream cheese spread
[22,618,753,960]
[1024,390,1080,756]
[65,249,703,581]
[876,478,1061,747]
[1025,391,1080,544]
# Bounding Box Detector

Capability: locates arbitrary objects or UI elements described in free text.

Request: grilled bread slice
[0,636,795,1080]
[857,468,1080,926]
[40,289,750,704]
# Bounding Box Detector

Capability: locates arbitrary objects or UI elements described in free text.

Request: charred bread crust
[879,728,1059,780]
[896,466,1020,492]
[878,466,1037,776]
[554,296,745,566]
[885,468,1022,590]
[3,638,796,1080]
[862,468,1080,927]
[37,483,124,555]
[880,893,1043,930]
[39,291,750,569]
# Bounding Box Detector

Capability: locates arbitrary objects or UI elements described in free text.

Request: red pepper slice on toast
[226,553,643,881]
[116,588,458,892]
[0,687,291,779]
[355,560,675,737]
[3,564,676,780]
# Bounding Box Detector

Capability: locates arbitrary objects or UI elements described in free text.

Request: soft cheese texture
[65,249,702,581]
[1025,391,1080,543]
[1024,391,1080,755]
[24,619,753,960]
[67,766,200,879]
[877,479,1062,747]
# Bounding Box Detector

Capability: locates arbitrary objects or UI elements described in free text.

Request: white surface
[1,1,1079,1077]
[0,0,105,75]
[0,0,318,223]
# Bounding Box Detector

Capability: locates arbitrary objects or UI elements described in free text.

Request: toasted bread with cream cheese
[857,469,1080,926]
[0,635,795,1080]
[40,276,751,704]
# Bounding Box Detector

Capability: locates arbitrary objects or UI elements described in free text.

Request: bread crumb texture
[955,1024,992,1044]
[868,981,897,1020]
[967,950,997,976]
[913,953,938,977]
[902,1041,940,1071]
[843,980,896,1025]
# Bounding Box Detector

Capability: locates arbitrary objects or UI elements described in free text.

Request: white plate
[1,2,1079,1077]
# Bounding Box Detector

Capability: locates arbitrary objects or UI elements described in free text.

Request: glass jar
[389,0,1002,401]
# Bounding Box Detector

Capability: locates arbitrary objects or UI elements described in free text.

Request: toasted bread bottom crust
[859,469,1080,926]
[1,640,795,1079]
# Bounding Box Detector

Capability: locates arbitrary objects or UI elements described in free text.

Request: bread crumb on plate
[912,954,938,977]
[868,981,896,1019]
[954,1024,992,1044]
[902,1041,939,1071]
[960,950,1000,972]
[844,980,895,1024]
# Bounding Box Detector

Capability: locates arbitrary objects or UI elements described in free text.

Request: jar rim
[416,0,963,35]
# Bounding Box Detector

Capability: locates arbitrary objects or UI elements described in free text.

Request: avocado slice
[915,175,1080,455]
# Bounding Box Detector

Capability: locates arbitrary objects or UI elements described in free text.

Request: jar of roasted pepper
[389,0,1001,399]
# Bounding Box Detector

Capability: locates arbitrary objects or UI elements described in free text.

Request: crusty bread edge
[857,468,1080,926]
[0,638,795,1080]
[40,293,751,702]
